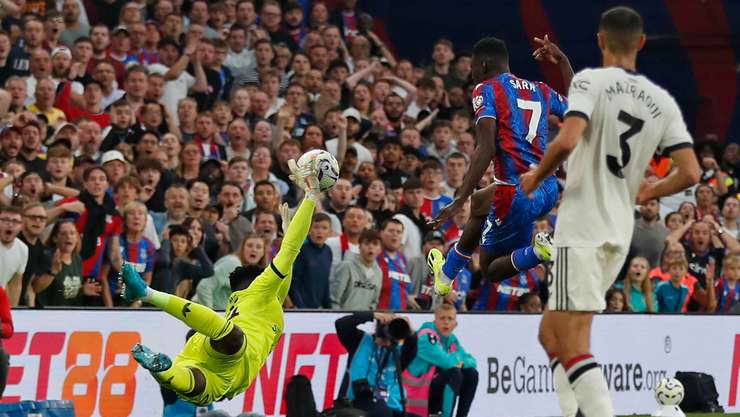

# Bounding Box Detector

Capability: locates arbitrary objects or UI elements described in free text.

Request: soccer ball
[297,149,340,192]
[655,378,685,406]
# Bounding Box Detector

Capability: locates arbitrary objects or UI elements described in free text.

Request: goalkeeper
[123,160,319,406]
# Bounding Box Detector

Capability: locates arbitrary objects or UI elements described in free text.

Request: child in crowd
[655,257,693,313]
[712,253,740,313]
[330,229,383,310]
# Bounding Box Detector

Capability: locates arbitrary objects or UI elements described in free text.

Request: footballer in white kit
[520,6,700,417]
[550,66,694,311]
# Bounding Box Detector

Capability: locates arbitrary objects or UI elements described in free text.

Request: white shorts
[548,245,628,312]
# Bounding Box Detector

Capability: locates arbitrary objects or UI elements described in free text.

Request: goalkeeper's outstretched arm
[251,160,321,300]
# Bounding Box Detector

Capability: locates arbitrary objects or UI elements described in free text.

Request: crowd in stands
[0,0,736,315]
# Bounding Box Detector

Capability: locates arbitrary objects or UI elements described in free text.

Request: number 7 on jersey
[517,99,542,143]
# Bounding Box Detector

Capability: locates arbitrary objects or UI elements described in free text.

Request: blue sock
[441,243,472,280]
[511,246,541,271]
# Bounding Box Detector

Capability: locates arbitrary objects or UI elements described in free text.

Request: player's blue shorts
[480,176,559,257]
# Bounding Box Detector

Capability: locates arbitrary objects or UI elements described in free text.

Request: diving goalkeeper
[122,159,319,406]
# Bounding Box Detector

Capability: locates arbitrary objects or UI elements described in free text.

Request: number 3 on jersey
[517,99,541,143]
[607,110,644,178]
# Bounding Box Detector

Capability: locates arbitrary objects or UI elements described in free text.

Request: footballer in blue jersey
[428,35,573,296]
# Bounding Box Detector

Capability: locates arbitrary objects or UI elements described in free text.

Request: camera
[352,378,373,400]
[375,318,411,343]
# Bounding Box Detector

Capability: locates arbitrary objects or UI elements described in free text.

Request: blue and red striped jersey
[421,195,453,219]
[471,73,567,185]
[473,269,542,311]
[106,235,156,294]
[56,196,123,278]
[377,251,411,310]
[715,278,740,313]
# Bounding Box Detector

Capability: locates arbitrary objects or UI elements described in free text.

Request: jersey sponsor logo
[571,78,590,93]
[388,271,411,283]
[496,284,531,297]
[472,94,484,112]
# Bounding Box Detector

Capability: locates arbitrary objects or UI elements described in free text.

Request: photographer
[335,311,420,417]
[404,304,478,417]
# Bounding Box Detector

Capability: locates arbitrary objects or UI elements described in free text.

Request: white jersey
[556,67,692,248]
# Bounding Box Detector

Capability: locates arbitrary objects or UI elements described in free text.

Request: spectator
[215,181,253,253]
[664,211,686,234]
[630,198,669,268]
[360,179,394,227]
[27,78,65,126]
[152,183,189,239]
[56,80,111,128]
[377,218,410,310]
[605,288,630,312]
[71,37,95,84]
[378,137,408,189]
[405,304,478,417]
[243,180,279,223]
[46,144,77,194]
[32,219,91,307]
[330,228,382,310]
[153,221,214,298]
[19,120,46,173]
[473,268,544,312]
[290,212,332,309]
[101,200,156,307]
[224,24,253,74]
[17,203,47,307]
[49,166,122,299]
[443,153,468,198]
[518,292,543,313]
[615,256,655,313]
[324,178,353,233]
[419,159,453,218]
[335,311,419,417]
[425,121,457,163]
[113,175,160,247]
[60,0,90,46]
[424,39,455,85]
[0,32,13,87]
[0,202,29,299]
[683,218,739,311]
[326,205,368,270]
[712,253,740,313]
[720,196,740,239]
[655,256,695,313]
[394,177,427,260]
[177,143,203,182]
[694,183,716,220]
[5,77,27,115]
[196,233,267,310]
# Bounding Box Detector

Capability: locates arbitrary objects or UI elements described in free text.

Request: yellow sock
[155,364,195,394]
[149,290,233,341]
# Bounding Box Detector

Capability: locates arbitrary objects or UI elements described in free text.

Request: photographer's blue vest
[348,333,405,410]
